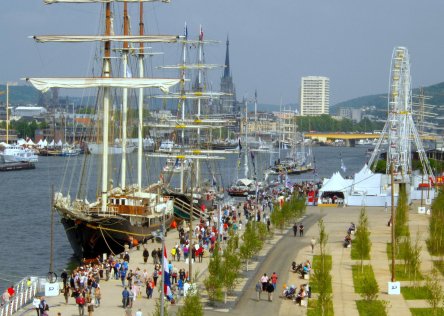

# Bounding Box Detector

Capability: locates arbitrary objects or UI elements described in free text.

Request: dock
[0,162,35,171]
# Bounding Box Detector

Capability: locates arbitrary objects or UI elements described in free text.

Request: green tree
[239,222,261,270]
[203,242,224,303]
[425,269,444,316]
[427,189,444,256]
[360,269,379,301]
[151,297,168,316]
[354,207,372,270]
[221,231,241,303]
[176,287,203,316]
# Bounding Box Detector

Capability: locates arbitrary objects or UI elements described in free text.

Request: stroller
[291,262,303,274]
[282,285,297,299]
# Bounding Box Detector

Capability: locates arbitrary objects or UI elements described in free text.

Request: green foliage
[307,298,334,316]
[352,265,377,296]
[203,242,224,303]
[9,119,45,139]
[427,189,444,256]
[389,264,424,281]
[373,160,386,173]
[269,194,306,231]
[410,308,444,316]
[353,208,372,265]
[433,260,444,276]
[356,300,388,316]
[239,221,261,264]
[297,114,383,132]
[398,234,422,284]
[151,297,169,316]
[401,286,433,300]
[176,288,203,316]
[318,219,328,258]
[425,269,444,316]
[221,231,242,294]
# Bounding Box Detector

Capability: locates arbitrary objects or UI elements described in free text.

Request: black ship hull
[60,214,173,258]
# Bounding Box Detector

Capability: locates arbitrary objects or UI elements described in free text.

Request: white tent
[17,138,26,145]
[351,164,383,196]
[27,139,35,146]
[56,140,63,147]
[318,172,352,204]
[48,140,55,147]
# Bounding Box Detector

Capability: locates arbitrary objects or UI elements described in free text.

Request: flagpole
[160,204,165,316]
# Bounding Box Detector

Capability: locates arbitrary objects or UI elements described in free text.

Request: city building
[219,37,240,115]
[300,76,330,116]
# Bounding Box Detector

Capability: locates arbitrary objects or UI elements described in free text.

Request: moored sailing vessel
[28,0,181,258]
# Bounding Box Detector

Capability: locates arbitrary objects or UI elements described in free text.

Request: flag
[126,67,132,78]
[163,246,173,300]
[199,25,204,41]
[238,138,242,152]
[285,172,291,188]
[341,159,347,172]
[212,174,217,186]
[184,22,188,40]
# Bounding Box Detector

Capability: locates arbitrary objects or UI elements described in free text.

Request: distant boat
[87,142,136,155]
[0,143,38,163]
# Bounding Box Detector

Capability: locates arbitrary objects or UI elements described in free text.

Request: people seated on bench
[344,233,352,248]
[302,260,311,277]
[347,222,355,235]
[294,284,307,305]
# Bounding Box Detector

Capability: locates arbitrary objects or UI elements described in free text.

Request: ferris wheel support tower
[368,47,434,183]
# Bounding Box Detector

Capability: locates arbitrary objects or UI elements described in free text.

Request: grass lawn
[351,245,370,260]
[386,242,404,260]
[401,286,432,300]
[433,260,444,276]
[310,255,333,294]
[352,265,376,293]
[312,255,332,270]
[389,264,424,281]
[410,308,444,316]
[356,300,387,316]
[307,298,334,316]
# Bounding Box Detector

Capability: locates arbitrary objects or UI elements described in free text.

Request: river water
[0,145,371,290]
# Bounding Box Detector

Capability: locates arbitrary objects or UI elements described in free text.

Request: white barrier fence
[0,277,39,316]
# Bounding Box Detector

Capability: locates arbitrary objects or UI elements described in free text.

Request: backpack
[171,248,176,255]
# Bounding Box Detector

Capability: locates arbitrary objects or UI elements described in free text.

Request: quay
[0,162,35,171]
[5,201,439,316]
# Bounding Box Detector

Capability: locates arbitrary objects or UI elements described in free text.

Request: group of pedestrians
[255,272,279,302]
[293,223,305,237]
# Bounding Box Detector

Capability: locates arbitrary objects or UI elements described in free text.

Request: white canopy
[319,172,351,193]
[45,0,169,4]
[27,139,35,145]
[236,178,254,187]
[26,78,180,93]
[49,140,55,147]
[17,139,27,145]
[32,35,178,43]
[56,140,63,147]
[351,164,383,196]
[37,139,43,146]
[42,139,48,147]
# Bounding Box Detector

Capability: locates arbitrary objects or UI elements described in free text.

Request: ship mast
[137,0,145,190]
[101,2,112,213]
[120,1,129,190]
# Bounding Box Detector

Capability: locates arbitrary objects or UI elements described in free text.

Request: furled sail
[32,35,179,43]
[26,77,180,93]
[45,0,170,4]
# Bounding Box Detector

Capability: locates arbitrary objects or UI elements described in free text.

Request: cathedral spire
[223,36,230,78]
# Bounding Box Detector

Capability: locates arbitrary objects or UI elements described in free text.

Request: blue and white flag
[341,159,347,172]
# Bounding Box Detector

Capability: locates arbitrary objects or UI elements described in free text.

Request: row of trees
[297,115,383,133]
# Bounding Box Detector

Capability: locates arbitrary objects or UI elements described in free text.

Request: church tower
[220,37,238,114]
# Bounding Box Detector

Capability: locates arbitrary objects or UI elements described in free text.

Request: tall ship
[148,25,231,217]
[28,0,182,258]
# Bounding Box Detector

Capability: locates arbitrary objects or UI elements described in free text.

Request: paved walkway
[15,202,438,316]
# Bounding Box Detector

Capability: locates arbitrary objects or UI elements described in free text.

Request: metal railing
[0,277,38,316]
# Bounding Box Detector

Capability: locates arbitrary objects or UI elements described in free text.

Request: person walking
[266,280,275,301]
[122,287,130,308]
[75,293,86,316]
[32,296,40,316]
[94,285,101,307]
[270,272,278,290]
[299,223,304,236]
[311,237,316,253]
[255,280,262,301]
[151,249,157,264]
[143,248,149,264]
[293,223,298,237]
[260,273,269,291]
[87,301,94,316]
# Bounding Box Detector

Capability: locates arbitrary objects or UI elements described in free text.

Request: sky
[1,0,444,107]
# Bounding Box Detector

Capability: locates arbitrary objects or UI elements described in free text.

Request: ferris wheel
[369,47,434,183]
